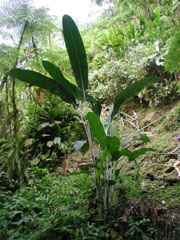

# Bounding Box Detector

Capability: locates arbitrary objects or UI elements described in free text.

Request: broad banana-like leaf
[129,148,154,161]
[63,15,88,93]
[42,60,82,100]
[86,94,101,116]
[112,76,157,117]
[117,148,132,159]
[117,147,154,161]
[105,136,120,153]
[86,112,106,147]
[9,68,76,104]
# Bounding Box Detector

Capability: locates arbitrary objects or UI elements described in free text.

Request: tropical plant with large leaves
[9,14,156,114]
[9,15,99,110]
[9,14,156,219]
[86,111,153,219]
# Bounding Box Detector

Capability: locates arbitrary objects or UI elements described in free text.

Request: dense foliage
[86,0,180,105]
[0,0,179,239]
[24,96,84,169]
[0,172,94,240]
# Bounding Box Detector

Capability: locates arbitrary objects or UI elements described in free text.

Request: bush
[165,30,180,73]
[89,42,178,106]
[24,95,84,169]
[0,172,93,240]
[89,44,150,102]
[138,56,178,106]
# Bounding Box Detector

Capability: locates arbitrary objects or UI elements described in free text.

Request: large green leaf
[129,148,154,161]
[117,147,154,161]
[9,68,76,104]
[86,112,106,147]
[63,15,88,93]
[112,76,156,117]
[42,60,82,100]
[117,148,132,159]
[106,136,120,153]
[86,94,101,116]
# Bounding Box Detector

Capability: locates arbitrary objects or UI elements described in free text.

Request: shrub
[165,31,180,73]
[139,57,178,106]
[89,42,178,106]
[89,43,154,102]
[0,172,93,240]
[24,95,84,169]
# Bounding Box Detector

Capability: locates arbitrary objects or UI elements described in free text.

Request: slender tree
[0,0,58,184]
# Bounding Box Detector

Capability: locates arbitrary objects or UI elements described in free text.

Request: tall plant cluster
[23,95,84,170]
[9,14,155,218]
